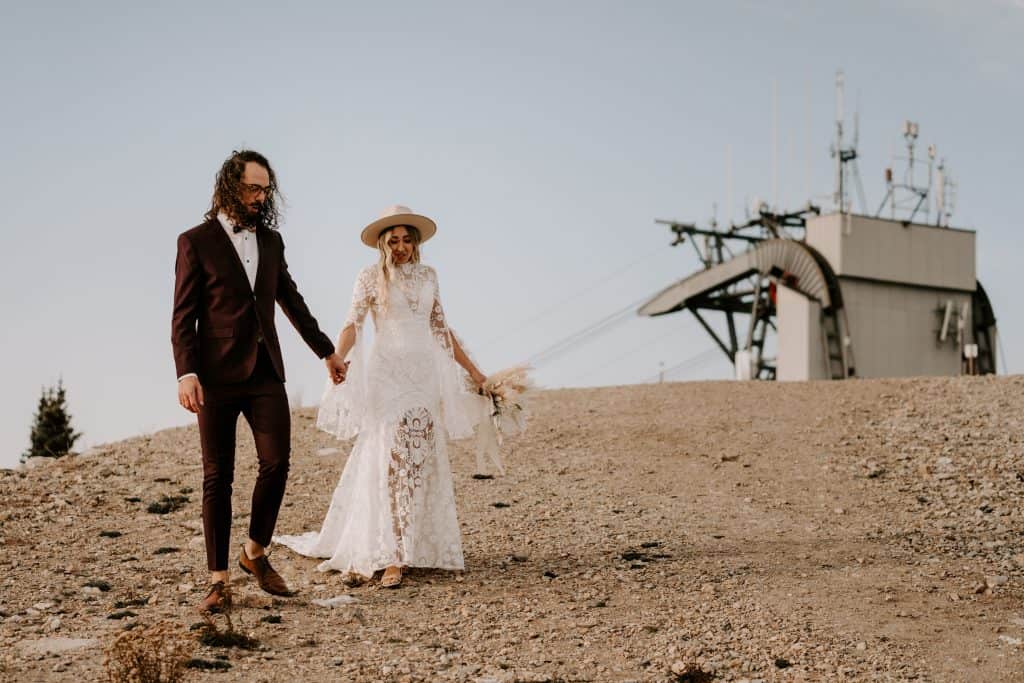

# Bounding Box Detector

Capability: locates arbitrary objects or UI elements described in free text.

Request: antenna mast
[875,121,953,225]
[830,70,865,214]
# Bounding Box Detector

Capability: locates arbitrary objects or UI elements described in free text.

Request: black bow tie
[233,224,256,234]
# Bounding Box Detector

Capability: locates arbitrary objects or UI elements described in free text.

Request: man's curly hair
[205,149,283,230]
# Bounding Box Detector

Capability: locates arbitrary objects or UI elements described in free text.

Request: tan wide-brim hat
[360,205,437,248]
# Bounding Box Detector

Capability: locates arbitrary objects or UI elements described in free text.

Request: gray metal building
[639,211,998,381]
[785,212,990,380]
[639,74,998,382]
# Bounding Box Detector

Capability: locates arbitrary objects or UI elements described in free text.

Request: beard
[237,199,266,227]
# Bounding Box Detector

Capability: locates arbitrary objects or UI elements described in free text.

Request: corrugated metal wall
[806,214,976,292]
[841,279,972,378]
[795,213,978,379]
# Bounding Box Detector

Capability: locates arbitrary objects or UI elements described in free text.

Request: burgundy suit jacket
[171,218,335,385]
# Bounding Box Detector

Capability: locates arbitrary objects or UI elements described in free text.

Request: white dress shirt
[216,212,259,290]
[177,213,260,383]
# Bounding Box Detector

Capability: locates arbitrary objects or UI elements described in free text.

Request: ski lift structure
[640,72,998,381]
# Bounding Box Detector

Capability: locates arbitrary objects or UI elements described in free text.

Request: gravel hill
[1,376,1023,681]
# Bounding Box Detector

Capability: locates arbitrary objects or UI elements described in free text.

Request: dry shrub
[196,610,260,650]
[671,660,716,682]
[103,620,195,683]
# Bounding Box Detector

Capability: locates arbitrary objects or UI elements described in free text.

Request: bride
[275,205,487,588]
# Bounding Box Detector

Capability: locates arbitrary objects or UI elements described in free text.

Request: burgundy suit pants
[197,345,290,571]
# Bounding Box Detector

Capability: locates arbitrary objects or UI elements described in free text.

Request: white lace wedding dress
[274,262,479,577]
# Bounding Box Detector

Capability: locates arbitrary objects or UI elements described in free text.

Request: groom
[172,149,346,613]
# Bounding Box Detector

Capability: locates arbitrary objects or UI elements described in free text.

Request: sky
[2,1,1022,468]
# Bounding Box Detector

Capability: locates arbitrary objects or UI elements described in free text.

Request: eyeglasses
[242,183,271,196]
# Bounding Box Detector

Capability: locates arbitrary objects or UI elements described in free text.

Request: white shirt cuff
[177,373,198,382]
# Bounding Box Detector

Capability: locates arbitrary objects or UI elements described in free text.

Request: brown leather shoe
[197,581,231,614]
[238,547,292,596]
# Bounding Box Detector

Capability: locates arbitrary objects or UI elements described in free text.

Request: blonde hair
[376,225,422,313]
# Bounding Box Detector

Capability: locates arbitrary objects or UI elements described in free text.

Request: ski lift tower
[640,73,998,381]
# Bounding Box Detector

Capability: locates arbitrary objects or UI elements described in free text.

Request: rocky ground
[1,376,1023,682]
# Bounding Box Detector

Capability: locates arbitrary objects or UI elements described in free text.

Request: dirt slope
[1,376,1023,681]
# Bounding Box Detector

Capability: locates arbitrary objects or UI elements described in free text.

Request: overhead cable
[526,294,652,367]
[644,347,722,383]
[482,244,669,348]
[570,317,689,383]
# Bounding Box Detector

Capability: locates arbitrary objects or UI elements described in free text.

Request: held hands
[178,376,204,413]
[177,353,347,412]
[326,353,349,385]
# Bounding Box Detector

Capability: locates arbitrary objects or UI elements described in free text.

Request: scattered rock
[196,622,259,650]
[236,592,274,609]
[113,597,149,609]
[621,547,671,563]
[312,595,360,608]
[146,494,189,514]
[17,638,99,655]
[986,576,1009,590]
[670,660,715,682]
[83,579,111,592]
[20,457,54,471]
[153,546,179,555]
[108,610,137,620]
[186,658,232,670]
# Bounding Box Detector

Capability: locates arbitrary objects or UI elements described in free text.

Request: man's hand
[325,353,349,385]
[178,376,205,413]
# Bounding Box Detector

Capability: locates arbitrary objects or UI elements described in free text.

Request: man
[172,150,346,613]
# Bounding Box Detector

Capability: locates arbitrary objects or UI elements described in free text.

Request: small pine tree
[23,379,81,462]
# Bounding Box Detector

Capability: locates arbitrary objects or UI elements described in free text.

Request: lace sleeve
[345,266,376,328]
[317,267,374,440]
[426,266,480,440]
[428,267,453,353]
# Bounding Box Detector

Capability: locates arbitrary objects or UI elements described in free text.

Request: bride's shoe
[381,565,403,589]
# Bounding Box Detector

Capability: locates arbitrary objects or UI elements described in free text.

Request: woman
[275,205,486,588]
